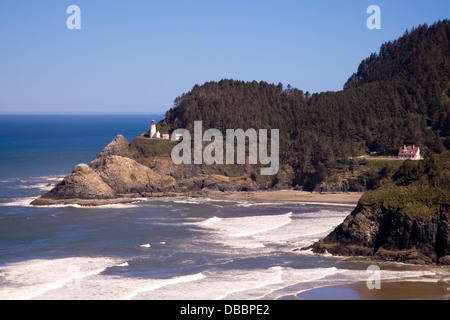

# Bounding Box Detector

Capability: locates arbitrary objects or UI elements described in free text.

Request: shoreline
[203,190,363,206]
[30,189,363,207]
[295,280,450,300]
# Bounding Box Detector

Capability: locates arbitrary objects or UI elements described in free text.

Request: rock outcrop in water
[94,155,175,194]
[31,134,263,206]
[31,135,177,206]
[32,163,117,203]
[311,152,450,265]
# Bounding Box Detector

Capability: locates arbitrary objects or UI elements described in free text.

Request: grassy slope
[359,151,450,219]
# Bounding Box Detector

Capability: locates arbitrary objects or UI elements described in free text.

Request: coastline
[31,190,363,207]
[204,190,363,206]
[296,280,450,300]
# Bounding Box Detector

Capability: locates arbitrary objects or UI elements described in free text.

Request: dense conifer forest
[158,20,450,189]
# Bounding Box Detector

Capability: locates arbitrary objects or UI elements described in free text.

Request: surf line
[230,212,293,237]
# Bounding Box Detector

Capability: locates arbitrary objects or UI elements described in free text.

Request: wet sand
[32,190,363,207]
[205,190,450,301]
[207,190,363,206]
[296,281,450,300]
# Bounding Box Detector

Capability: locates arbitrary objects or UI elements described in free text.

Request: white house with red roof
[398,145,421,160]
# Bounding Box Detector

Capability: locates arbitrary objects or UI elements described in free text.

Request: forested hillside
[158,20,450,190]
[344,20,450,146]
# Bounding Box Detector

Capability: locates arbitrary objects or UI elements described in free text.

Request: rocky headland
[310,151,450,265]
[31,134,268,206]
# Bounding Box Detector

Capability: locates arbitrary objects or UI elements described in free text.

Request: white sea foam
[2,200,446,300]
[0,198,145,209]
[198,216,223,226]
[60,198,148,209]
[133,266,344,300]
[0,257,125,300]
[169,197,232,207]
[173,199,203,205]
[236,201,281,207]
[34,175,65,182]
[229,212,293,237]
[198,212,293,237]
[16,183,55,191]
[193,210,349,250]
[79,200,146,209]
[6,176,64,191]
[0,255,446,300]
[256,265,444,300]
[192,212,295,249]
[129,266,286,300]
[0,256,208,300]
[123,272,206,300]
[116,262,129,267]
[252,266,343,300]
[0,197,36,207]
[215,266,284,300]
[86,266,448,300]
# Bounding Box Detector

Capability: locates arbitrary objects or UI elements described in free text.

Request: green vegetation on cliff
[158,20,450,190]
[125,137,177,159]
[361,151,450,218]
[312,151,450,264]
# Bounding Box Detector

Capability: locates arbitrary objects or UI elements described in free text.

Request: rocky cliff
[33,163,117,203]
[311,152,450,265]
[31,134,267,206]
[90,134,129,169]
[31,135,177,206]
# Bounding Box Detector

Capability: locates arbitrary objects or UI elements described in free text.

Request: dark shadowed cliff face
[312,152,450,265]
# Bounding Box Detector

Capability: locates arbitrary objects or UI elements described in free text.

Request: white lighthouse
[150,120,157,138]
[150,120,161,138]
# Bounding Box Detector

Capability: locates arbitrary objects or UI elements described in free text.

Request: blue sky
[0,0,448,114]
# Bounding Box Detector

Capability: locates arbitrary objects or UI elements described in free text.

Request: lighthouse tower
[150,120,157,138]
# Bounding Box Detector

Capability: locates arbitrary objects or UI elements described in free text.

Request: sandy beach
[297,281,450,300]
[206,190,363,206]
[30,190,363,207]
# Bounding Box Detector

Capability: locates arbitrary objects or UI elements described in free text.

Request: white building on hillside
[398,145,421,160]
[150,120,161,139]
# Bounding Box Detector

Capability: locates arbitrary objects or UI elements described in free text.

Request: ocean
[0,115,448,300]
